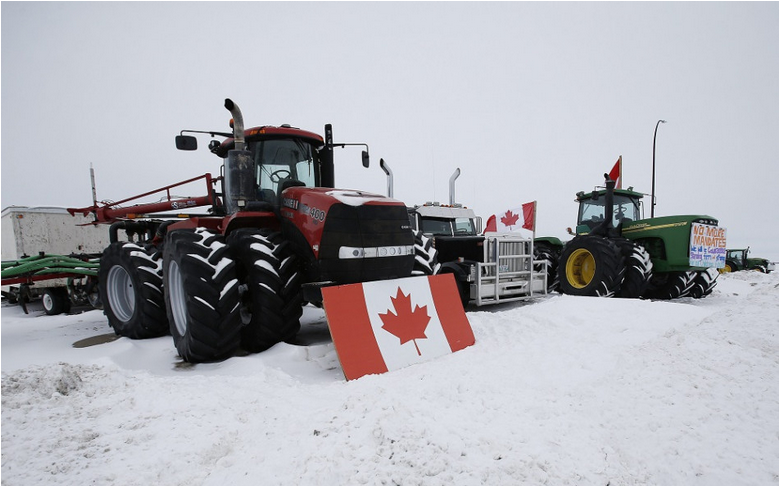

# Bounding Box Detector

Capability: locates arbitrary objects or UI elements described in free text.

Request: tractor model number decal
[300,203,326,223]
[282,198,299,210]
[171,200,198,209]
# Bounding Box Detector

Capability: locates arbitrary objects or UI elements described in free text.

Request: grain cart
[69,99,441,363]
[381,164,548,306]
[554,174,726,299]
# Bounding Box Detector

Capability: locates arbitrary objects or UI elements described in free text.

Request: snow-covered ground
[1,271,778,485]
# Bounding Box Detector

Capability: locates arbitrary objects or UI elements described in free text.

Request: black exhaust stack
[223,98,254,214]
[590,173,617,237]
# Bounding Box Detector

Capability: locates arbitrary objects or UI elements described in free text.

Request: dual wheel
[646,268,719,299]
[558,235,646,297]
[100,228,439,363]
[162,228,304,362]
[195,228,436,357]
[98,228,303,363]
[559,235,717,299]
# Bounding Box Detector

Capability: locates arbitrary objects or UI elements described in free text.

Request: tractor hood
[279,186,412,262]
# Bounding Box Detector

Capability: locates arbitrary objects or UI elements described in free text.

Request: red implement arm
[68,173,218,223]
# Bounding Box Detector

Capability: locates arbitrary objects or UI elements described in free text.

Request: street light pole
[651,119,667,218]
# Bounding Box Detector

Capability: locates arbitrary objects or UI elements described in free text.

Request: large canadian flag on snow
[483,201,536,233]
[322,274,475,380]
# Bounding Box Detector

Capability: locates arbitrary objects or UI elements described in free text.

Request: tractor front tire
[99,241,168,338]
[163,229,242,362]
[689,269,719,298]
[613,238,653,298]
[645,271,695,300]
[412,231,440,275]
[227,229,303,353]
[534,244,560,293]
[558,236,624,297]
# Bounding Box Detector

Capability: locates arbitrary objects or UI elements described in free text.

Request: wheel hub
[565,248,596,289]
[106,265,135,322]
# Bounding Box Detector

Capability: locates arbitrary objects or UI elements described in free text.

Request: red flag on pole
[522,201,536,232]
[483,201,536,233]
[608,156,622,189]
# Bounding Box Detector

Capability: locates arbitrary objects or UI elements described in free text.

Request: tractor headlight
[338,245,415,259]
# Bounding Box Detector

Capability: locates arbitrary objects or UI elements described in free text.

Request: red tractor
[70,99,438,363]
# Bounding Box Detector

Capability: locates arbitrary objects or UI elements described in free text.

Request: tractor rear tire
[99,241,168,339]
[689,269,719,298]
[227,229,303,353]
[613,238,653,298]
[534,244,559,293]
[412,230,440,275]
[645,271,695,300]
[163,229,242,362]
[558,235,625,297]
[720,262,737,274]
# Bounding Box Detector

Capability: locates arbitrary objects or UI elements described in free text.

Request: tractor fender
[534,236,565,255]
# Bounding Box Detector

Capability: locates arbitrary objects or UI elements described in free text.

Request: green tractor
[721,248,776,274]
[536,174,726,299]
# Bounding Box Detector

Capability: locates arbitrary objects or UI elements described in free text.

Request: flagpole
[652,119,667,218]
[531,201,537,297]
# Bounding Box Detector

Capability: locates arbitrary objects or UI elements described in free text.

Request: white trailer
[2,206,108,260]
[2,206,109,313]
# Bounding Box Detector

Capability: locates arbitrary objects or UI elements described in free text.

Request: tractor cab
[574,188,645,235]
[178,121,331,215]
[247,135,323,206]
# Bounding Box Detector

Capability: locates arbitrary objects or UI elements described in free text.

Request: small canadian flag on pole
[608,155,622,189]
[483,201,536,234]
[322,274,475,381]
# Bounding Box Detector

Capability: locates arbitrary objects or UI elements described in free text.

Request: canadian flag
[608,156,622,188]
[322,274,475,380]
[483,201,536,233]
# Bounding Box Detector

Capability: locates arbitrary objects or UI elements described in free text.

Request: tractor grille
[319,203,414,284]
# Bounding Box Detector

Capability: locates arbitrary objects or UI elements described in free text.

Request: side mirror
[176,135,198,151]
[362,150,370,168]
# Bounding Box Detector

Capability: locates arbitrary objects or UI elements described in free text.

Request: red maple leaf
[379,287,431,356]
[500,210,519,228]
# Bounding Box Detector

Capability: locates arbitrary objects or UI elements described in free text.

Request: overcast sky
[2,2,779,259]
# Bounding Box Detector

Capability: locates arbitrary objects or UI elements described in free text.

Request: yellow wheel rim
[565,248,596,289]
[719,264,732,274]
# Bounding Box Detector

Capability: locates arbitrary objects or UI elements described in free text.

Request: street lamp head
[659,119,667,124]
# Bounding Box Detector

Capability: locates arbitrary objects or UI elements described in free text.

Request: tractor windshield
[251,138,319,197]
[727,249,746,262]
[578,194,641,230]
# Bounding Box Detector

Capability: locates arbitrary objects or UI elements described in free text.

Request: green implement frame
[2,253,100,285]
[2,253,102,314]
